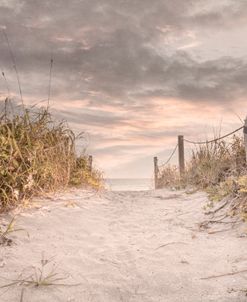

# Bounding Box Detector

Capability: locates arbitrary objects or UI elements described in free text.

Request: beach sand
[0,188,246,301]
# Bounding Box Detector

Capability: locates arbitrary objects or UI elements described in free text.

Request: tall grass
[0,100,102,211]
[158,135,247,218]
[186,136,246,190]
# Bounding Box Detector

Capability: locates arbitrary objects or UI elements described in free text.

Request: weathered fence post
[178,135,185,177]
[154,156,158,189]
[244,118,247,163]
[88,155,93,173]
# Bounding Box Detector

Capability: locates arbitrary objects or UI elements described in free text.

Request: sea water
[106,178,153,191]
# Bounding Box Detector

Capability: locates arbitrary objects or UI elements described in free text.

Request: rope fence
[184,126,244,145]
[158,144,178,169]
[153,121,247,189]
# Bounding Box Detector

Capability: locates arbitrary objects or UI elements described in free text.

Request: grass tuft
[0,216,27,246]
[0,253,80,289]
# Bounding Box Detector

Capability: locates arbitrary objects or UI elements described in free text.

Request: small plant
[206,177,237,202]
[0,253,79,289]
[237,176,247,193]
[0,216,27,246]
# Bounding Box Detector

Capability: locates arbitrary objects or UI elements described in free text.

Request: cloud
[1,0,246,103]
[0,0,246,177]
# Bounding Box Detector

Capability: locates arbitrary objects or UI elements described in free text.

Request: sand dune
[0,189,247,301]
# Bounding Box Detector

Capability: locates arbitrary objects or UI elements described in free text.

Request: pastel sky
[0,0,247,178]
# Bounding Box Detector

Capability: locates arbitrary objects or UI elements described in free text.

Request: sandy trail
[0,189,247,302]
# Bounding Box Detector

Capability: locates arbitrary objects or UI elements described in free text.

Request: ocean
[105,178,154,191]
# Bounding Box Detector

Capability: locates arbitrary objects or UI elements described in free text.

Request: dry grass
[158,135,247,220]
[0,253,79,290]
[0,99,103,211]
[70,155,103,190]
[0,216,28,246]
[157,166,181,189]
[186,136,245,190]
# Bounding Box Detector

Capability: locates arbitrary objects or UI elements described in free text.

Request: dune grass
[0,99,102,212]
[158,135,247,220]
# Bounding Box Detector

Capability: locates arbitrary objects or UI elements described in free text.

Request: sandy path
[0,189,247,302]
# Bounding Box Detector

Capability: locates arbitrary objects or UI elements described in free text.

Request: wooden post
[178,135,185,177]
[244,118,247,163]
[154,156,158,189]
[88,155,93,173]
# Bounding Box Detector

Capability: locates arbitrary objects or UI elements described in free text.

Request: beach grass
[0,99,102,212]
[158,135,247,219]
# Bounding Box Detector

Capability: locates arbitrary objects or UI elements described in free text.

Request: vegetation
[158,135,247,220]
[0,216,27,246]
[0,253,79,289]
[0,99,103,212]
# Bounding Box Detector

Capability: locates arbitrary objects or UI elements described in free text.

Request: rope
[155,124,244,174]
[184,126,244,145]
[158,143,178,168]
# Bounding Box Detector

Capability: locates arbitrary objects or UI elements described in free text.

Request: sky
[0,0,247,178]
